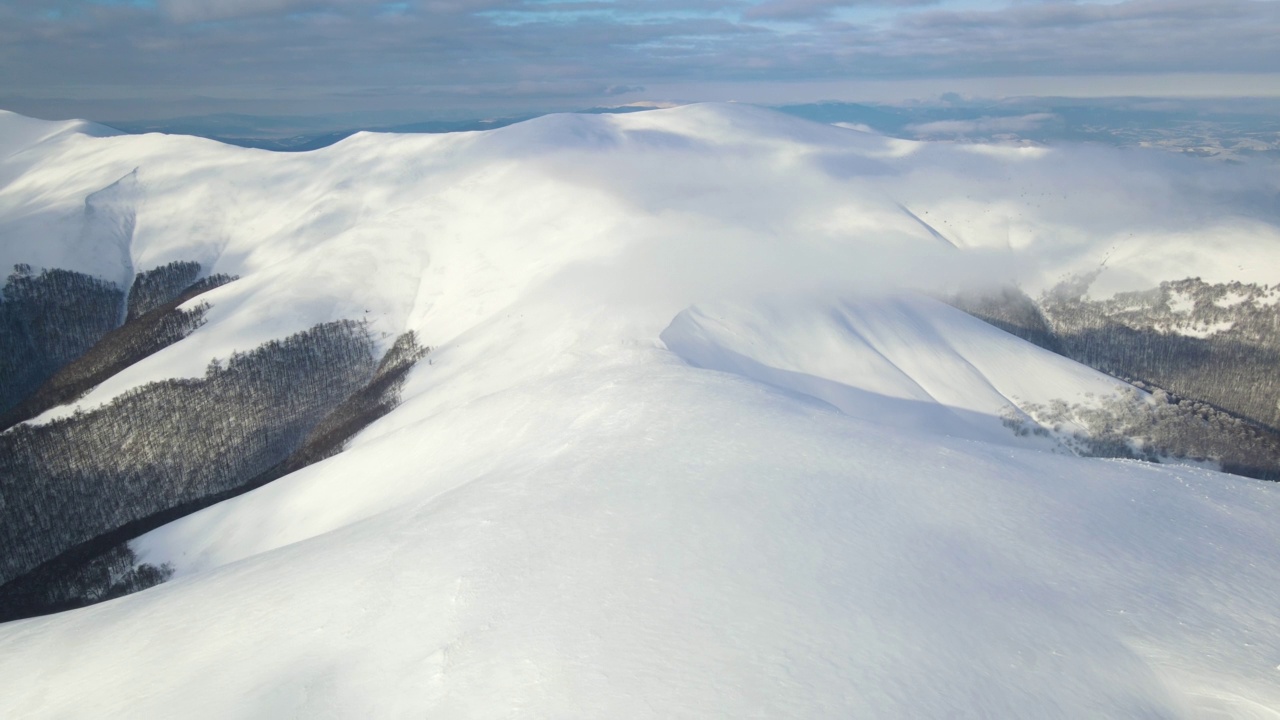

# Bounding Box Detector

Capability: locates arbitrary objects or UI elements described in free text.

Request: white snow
[1178,319,1236,339]
[1169,289,1197,314]
[659,293,1130,447]
[2,104,1280,718]
[0,109,118,160]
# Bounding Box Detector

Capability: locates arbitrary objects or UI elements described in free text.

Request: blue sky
[2,0,1280,120]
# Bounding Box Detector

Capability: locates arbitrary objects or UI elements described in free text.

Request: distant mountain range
[100,97,1280,160]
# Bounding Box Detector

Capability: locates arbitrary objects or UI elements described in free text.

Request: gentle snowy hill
[1,105,1280,717]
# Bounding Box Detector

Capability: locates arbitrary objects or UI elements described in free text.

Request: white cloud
[907,113,1057,137]
[3,0,1280,118]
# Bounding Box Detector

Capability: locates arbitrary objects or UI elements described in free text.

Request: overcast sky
[2,0,1280,121]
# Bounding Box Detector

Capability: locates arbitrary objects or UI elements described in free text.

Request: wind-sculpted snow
[660,294,1131,447]
[1,105,1280,717]
[0,110,119,161]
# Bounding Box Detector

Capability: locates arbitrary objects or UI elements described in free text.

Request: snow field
[1,105,1280,717]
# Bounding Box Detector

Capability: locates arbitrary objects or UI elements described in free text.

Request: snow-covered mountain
[2,104,1280,718]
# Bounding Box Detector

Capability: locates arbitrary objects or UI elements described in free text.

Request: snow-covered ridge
[2,106,1280,718]
[0,110,119,159]
[4,102,1279,420]
[660,293,1131,446]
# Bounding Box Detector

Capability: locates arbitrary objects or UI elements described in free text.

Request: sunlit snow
[2,105,1279,718]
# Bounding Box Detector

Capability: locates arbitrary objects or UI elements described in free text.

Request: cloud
[2,0,1280,119]
[907,113,1056,137]
[820,0,1280,76]
[157,0,332,23]
[745,0,938,21]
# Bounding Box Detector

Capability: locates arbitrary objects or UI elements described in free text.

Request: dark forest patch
[952,277,1280,480]
[0,319,427,622]
[1,268,236,430]
[0,265,124,417]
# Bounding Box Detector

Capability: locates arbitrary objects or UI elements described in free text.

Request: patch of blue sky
[823,6,913,26]
[482,5,735,27]
[824,0,1017,22]
[284,9,341,22]
[796,0,1036,31]
[378,2,411,16]
[483,0,1020,30]
[630,31,743,50]
[39,0,154,20]
[86,0,156,7]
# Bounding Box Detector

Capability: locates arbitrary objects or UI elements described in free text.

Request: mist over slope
[1,104,1280,717]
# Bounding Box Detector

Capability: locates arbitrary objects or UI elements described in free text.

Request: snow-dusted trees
[1036,276,1280,435]
[126,260,202,321]
[1004,386,1280,479]
[270,330,429,475]
[0,259,431,620]
[0,543,173,616]
[0,320,376,587]
[0,265,124,417]
[0,262,237,429]
[955,276,1280,480]
[0,319,428,621]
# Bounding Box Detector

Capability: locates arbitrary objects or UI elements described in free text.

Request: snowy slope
[661,293,1134,446]
[3,102,1278,422]
[0,110,118,159]
[2,105,1280,718]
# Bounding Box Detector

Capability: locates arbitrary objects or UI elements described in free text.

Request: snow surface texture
[2,105,1280,717]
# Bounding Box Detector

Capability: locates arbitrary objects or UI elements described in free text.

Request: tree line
[952,275,1280,480]
[0,320,429,620]
[1,261,236,427]
[1,258,431,619]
